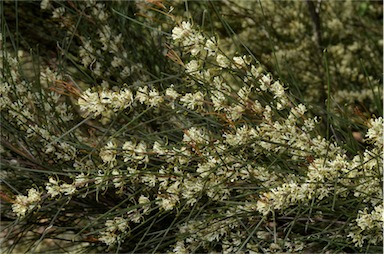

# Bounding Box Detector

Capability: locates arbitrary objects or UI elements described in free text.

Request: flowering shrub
[218,1,382,113]
[1,1,382,253]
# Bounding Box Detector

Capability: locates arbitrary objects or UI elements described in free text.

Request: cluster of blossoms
[98,217,129,246]
[348,204,384,247]
[11,188,42,218]
[46,177,75,198]
[78,87,133,124]
[98,195,152,246]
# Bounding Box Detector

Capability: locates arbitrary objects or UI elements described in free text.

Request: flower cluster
[45,177,77,198]
[99,217,129,246]
[78,87,133,124]
[348,204,384,247]
[12,188,42,218]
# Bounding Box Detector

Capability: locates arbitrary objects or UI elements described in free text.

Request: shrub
[1,1,382,253]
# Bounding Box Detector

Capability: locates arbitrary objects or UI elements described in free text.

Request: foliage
[1,1,382,253]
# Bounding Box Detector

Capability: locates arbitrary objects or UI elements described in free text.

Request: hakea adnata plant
[79,18,382,251]
[3,5,382,253]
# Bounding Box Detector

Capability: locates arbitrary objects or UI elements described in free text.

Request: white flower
[45,143,56,154]
[55,142,77,161]
[52,7,65,19]
[115,217,129,232]
[136,86,149,104]
[197,159,217,178]
[122,141,148,164]
[172,21,192,41]
[172,241,189,254]
[185,60,200,74]
[226,105,244,121]
[99,231,118,246]
[111,88,133,110]
[61,183,76,196]
[99,141,117,164]
[112,169,124,189]
[78,40,95,67]
[99,90,112,104]
[365,117,383,147]
[78,89,103,117]
[148,88,164,107]
[74,173,88,187]
[141,174,157,187]
[224,125,256,146]
[180,91,204,110]
[349,204,383,247]
[92,3,109,22]
[12,201,28,218]
[27,188,41,203]
[153,141,167,155]
[12,188,41,217]
[138,195,150,204]
[270,81,285,98]
[98,25,112,51]
[78,88,133,118]
[167,181,180,195]
[46,177,61,198]
[122,141,135,154]
[165,86,180,100]
[183,127,208,144]
[182,179,204,205]
[134,141,149,163]
[204,37,217,56]
[157,194,178,211]
[127,209,142,223]
[238,85,252,101]
[259,75,271,91]
[189,36,204,56]
[232,56,246,68]
[356,204,383,231]
[291,104,307,117]
[250,65,261,78]
[211,90,226,111]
